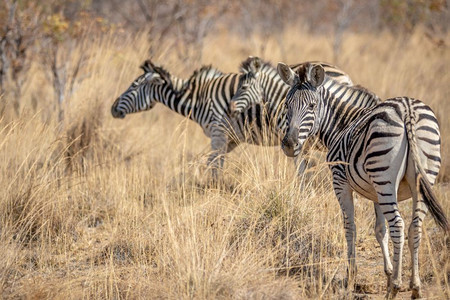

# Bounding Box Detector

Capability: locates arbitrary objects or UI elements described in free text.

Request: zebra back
[230,57,354,118]
[111,59,224,119]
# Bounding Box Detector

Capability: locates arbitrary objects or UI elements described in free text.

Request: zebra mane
[163,64,221,97]
[294,62,379,107]
[293,62,312,84]
[188,65,223,84]
[324,79,381,109]
[140,59,174,88]
[351,84,381,103]
[197,64,223,76]
[239,57,274,75]
[293,62,341,83]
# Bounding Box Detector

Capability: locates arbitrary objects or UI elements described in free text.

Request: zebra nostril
[281,136,290,149]
[281,135,298,157]
[281,141,295,157]
[111,105,126,119]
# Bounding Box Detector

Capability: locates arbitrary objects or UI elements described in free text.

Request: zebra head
[278,62,325,157]
[230,56,263,117]
[111,60,169,119]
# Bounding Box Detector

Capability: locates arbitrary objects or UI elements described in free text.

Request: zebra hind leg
[377,195,405,299]
[406,166,428,299]
[408,199,427,299]
[374,203,393,291]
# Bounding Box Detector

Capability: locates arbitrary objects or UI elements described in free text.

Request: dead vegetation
[0,2,449,298]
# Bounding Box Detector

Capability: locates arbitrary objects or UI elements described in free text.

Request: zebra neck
[156,84,195,119]
[317,83,376,148]
[261,74,290,118]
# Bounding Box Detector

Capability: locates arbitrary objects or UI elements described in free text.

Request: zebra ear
[277,62,296,86]
[309,65,325,88]
[141,59,156,73]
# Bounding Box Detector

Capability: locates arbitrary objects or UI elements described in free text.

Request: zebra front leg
[294,150,317,187]
[332,179,357,288]
[374,203,393,290]
[207,150,224,183]
[294,156,308,176]
[207,129,228,182]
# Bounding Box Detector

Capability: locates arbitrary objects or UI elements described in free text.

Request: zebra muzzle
[111,102,126,119]
[281,131,299,157]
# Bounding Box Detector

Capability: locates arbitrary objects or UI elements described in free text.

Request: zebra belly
[347,174,378,201]
[347,175,412,202]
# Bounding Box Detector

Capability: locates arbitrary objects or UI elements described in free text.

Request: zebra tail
[418,175,450,234]
[405,102,450,234]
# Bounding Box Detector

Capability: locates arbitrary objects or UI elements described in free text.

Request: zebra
[111,59,234,180]
[111,58,354,180]
[278,62,448,299]
[111,60,223,119]
[111,59,282,180]
[230,57,364,174]
[230,57,354,117]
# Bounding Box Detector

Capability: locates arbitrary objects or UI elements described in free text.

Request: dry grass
[0,28,449,299]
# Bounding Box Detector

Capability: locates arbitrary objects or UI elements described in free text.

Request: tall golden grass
[0,28,449,299]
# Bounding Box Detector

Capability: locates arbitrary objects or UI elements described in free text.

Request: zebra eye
[308,103,315,110]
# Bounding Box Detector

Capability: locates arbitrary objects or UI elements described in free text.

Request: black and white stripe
[111,58,356,179]
[230,57,361,174]
[230,57,354,117]
[278,62,448,299]
[111,59,285,179]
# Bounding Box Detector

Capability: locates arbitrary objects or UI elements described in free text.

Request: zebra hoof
[384,291,397,300]
[343,276,356,290]
[384,291,392,300]
[385,275,392,292]
[391,284,400,299]
[410,288,422,299]
[385,284,400,299]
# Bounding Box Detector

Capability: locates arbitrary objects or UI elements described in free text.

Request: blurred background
[1,0,449,124]
[1,0,448,113]
[0,1,449,298]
